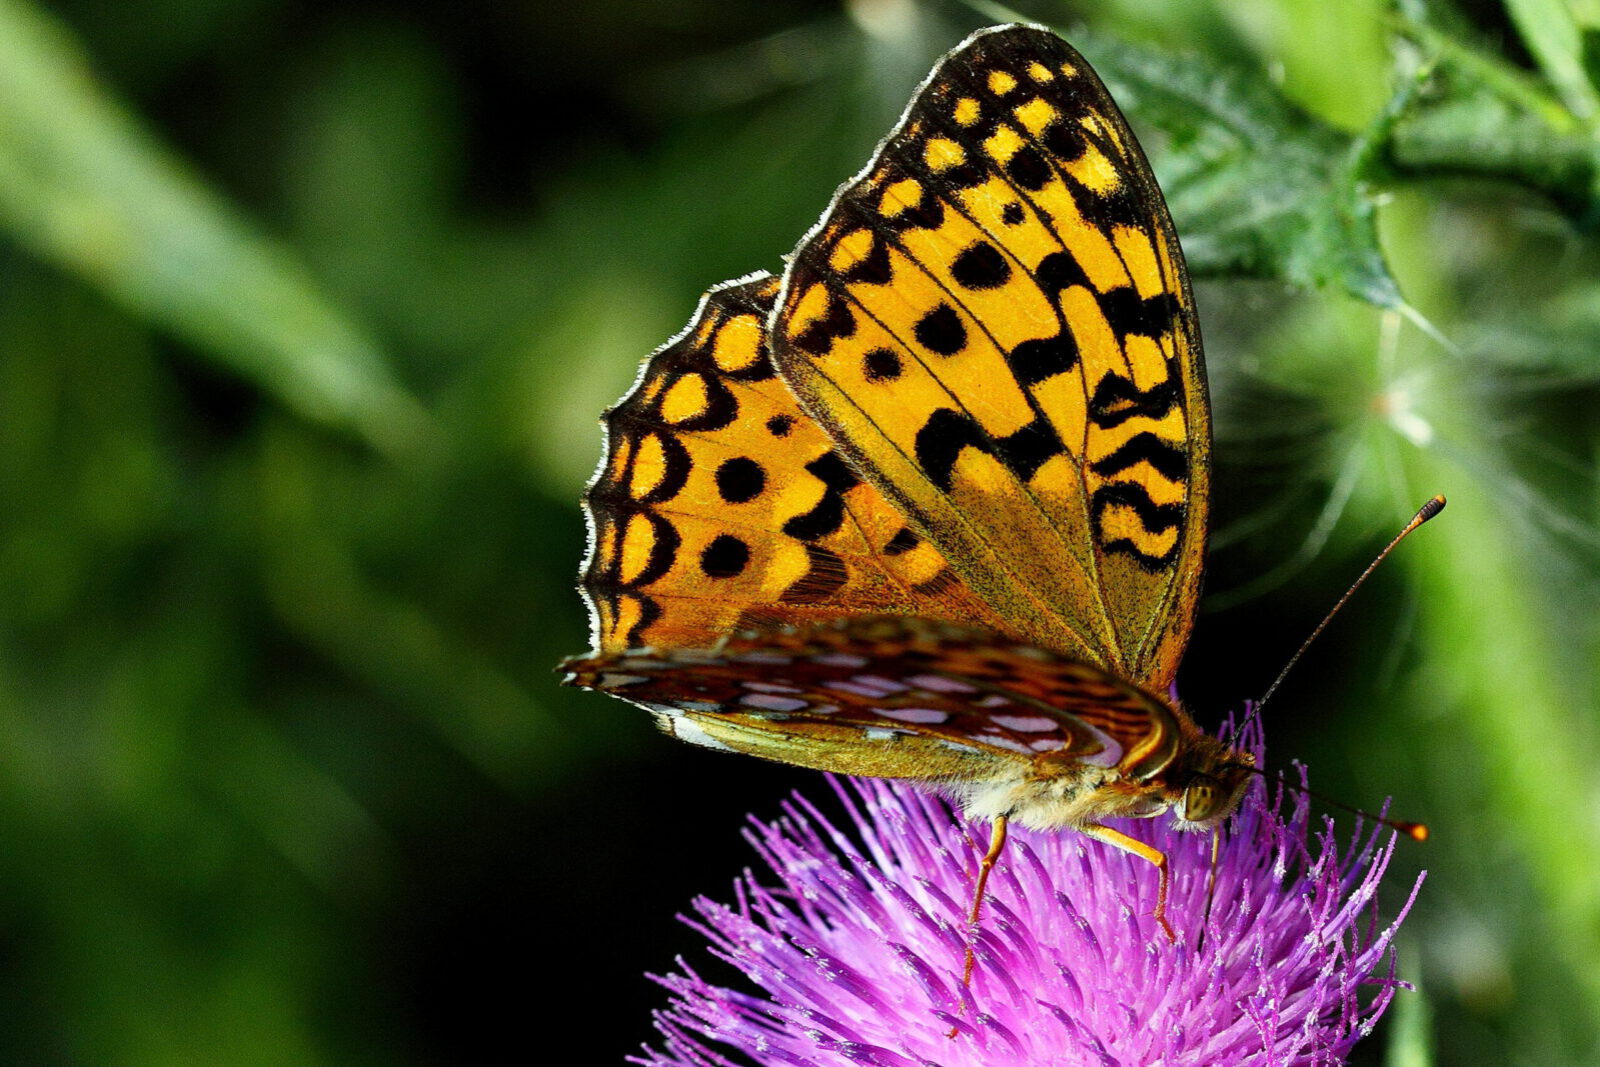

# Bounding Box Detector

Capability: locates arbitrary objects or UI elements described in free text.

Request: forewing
[563,617,1179,781]
[772,25,1209,691]
[580,273,1004,654]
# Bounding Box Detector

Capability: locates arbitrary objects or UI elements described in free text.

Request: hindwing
[565,617,1180,782]
[581,273,1003,654]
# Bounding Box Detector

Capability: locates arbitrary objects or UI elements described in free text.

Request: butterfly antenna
[1231,762,1429,841]
[1246,495,1446,726]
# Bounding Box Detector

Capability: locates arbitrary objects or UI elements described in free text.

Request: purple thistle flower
[636,727,1422,1066]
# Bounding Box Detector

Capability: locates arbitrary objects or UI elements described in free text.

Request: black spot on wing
[808,450,861,493]
[1041,119,1085,161]
[723,354,778,383]
[914,303,967,356]
[1091,483,1182,534]
[915,407,993,492]
[1036,250,1094,295]
[1091,482,1184,571]
[1089,431,1187,481]
[850,238,895,286]
[701,534,750,578]
[1099,287,1183,341]
[1007,333,1079,386]
[936,158,990,193]
[996,253,1093,387]
[994,414,1064,483]
[715,457,767,503]
[781,491,843,542]
[1089,372,1179,429]
[1097,535,1180,573]
[781,452,860,542]
[913,407,1063,490]
[951,241,1011,290]
[1006,144,1052,190]
[863,347,903,382]
[1083,178,1146,232]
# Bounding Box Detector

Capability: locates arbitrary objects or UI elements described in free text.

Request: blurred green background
[1,0,1597,1062]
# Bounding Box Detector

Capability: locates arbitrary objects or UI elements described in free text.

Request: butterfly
[562,23,1254,945]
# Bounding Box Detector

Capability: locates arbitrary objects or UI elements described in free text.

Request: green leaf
[1075,30,1405,310]
[1506,0,1600,119]
[0,0,430,456]
[1390,1,1600,221]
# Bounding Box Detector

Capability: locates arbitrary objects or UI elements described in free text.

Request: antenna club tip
[1419,495,1446,521]
[1397,820,1429,842]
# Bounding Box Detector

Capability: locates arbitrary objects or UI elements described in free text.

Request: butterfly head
[1171,743,1255,829]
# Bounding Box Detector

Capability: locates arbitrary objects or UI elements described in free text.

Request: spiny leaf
[1075,30,1405,310]
[1389,0,1600,223]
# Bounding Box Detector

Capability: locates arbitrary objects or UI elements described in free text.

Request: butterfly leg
[1080,823,1175,943]
[947,815,1009,1039]
[960,814,1009,989]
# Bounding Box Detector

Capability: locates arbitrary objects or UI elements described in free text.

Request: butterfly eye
[1181,778,1225,823]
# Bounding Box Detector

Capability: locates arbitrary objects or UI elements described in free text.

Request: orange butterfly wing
[570,24,1216,801]
[581,273,1003,655]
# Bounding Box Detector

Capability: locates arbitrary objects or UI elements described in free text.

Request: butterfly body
[565,23,1254,937]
